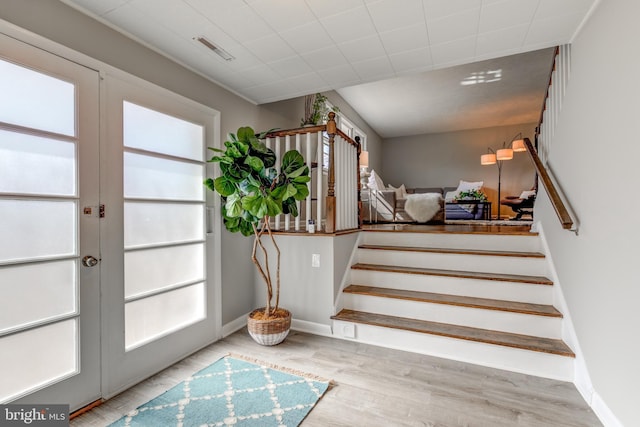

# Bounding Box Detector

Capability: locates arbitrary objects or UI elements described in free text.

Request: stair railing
[534,44,577,233]
[263,112,361,233]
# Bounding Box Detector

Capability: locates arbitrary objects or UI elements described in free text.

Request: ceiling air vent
[195,36,234,61]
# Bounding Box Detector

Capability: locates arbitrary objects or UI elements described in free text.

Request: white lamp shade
[481,153,497,165]
[496,148,513,160]
[360,150,369,167]
[512,139,526,152]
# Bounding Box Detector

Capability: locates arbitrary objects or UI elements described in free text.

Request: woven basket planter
[247,308,291,346]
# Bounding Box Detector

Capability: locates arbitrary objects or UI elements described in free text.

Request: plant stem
[265,220,281,312]
[251,222,272,316]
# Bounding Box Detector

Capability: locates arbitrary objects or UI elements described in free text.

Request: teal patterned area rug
[108,355,331,427]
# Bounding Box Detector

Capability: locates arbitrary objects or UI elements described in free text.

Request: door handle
[82,255,99,267]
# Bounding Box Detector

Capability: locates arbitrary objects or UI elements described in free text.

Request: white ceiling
[60,0,597,137]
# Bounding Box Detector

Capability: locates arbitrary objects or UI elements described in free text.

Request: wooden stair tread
[351,263,553,285]
[344,285,562,317]
[359,244,545,258]
[331,309,574,357]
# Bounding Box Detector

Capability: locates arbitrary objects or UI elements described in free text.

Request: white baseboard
[591,391,624,427]
[221,312,249,338]
[223,314,333,339]
[291,319,333,337]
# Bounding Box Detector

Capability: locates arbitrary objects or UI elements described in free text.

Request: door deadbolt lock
[82,255,99,267]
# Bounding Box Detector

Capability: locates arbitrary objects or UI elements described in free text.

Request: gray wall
[535,1,639,425]
[382,124,537,218]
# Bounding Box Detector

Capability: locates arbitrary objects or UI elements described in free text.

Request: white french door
[101,76,220,398]
[0,29,221,410]
[0,34,101,409]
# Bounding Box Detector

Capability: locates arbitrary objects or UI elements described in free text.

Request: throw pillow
[387,183,407,199]
[457,180,484,192]
[368,169,385,190]
[444,190,460,202]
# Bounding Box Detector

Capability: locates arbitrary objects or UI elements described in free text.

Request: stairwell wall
[534,0,639,425]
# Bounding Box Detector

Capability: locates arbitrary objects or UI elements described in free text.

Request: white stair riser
[331,320,574,382]
[356,250,548,276]
[343,294,562,339]
[350,269,553,305]
[361,232,541,252]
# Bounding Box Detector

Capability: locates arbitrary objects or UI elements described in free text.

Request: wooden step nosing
[344,285,562,318]
[331,310,574,358]
[351,263,554,285]
[358,244,546,259]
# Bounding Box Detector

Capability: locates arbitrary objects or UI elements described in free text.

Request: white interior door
[101,76,220,398]
[0,33,101,409]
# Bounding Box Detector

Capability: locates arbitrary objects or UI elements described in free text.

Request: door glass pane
[0,59,75,136]
[123,101,204,161]
[0,130,76,196]
[125,283,205,350]
[123,152,203,201]
[124,202,203,248]
[125,244,204,299]
[0,260,76,333]
[0,200,76,263]
[0,319,78,402]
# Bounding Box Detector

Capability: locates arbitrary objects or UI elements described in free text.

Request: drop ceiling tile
[278,21,334,54]
[535,0,593,19]
[268,56,314,78]
[338,35,386,63]
[366,0,425,33]
[244,34,297,62]
[238,64,282,86]
[479,0,539,33]
[389,47,433,74]
[350,56,395,81]
[305,0,365,19]
[317,64,361,87]
[103,3,175,46]
[476,24,529,56]
[525,13,585,46]
[319,6,378,44]
[61,0,130,16]
[248,0,317,31]
[379,24,430,54]
[203,4,273,43]
[301,46,349,70]
[423,0,482,21]
[430,36,477,66]
[129,0,213,40]
[427,7,481,45]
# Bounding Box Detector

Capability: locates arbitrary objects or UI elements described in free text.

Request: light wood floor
[71,329,601,427]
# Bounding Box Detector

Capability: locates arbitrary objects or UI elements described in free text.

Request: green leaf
[286,165,309,179]
[244,155,264,172]
[282,183,297,200]
[239,174,262,194]
[238,218,255,236]
[264,196,282,217]
[293,175,311,184]
[282,197,298,216]
[242,194,266,218]
[270,185,286,200]
[213,176,236,196]
[225,193,242,217]
[292,182,309,201]
[281,150,306,176]
[204,178,215,192]
[236,127,255,143]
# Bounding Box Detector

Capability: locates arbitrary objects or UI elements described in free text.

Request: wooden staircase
[331,227,575,380]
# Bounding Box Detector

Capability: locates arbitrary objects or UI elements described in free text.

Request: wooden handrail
[523,138,573,229]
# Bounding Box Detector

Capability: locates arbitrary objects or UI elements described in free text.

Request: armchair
[500,190,536,220]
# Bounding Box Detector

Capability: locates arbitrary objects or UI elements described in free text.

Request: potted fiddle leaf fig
[204,126,310,345]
